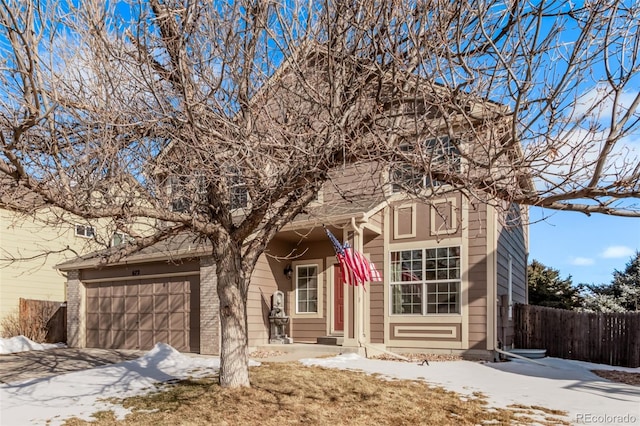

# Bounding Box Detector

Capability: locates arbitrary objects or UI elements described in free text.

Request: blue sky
[528,207,640,286]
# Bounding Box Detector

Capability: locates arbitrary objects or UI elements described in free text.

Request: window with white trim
[75,224,95,238]
[112,232,128,246]
[296,264,318,313]
[221,166,248,210]
[390,246,461,314]
[168,175,191,213]
[391,136,461,192]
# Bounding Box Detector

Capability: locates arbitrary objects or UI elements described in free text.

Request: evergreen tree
[611,252,640,311]
[528,260,584,310]
[585,252,640,312]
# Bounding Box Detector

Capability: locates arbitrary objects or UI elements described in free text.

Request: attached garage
[59,249,220,354]
[85,276,200,352]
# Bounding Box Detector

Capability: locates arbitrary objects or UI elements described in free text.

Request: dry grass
[372,353,463,362]
[591,370,640,386]
[63,363,569,426]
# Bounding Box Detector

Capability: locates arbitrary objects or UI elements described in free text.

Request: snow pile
[0,335,65,354]
[1,336,637,426]
[0,342,246,425]
[301,354,640,425]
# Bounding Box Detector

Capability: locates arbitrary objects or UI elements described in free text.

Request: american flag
[325,227,382,287]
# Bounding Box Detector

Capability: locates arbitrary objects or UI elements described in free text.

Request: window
[391,136,461,192]
[225,166,248,210]
[112,232,128,246]
[230,175,248,209]
[75,224,95,238]
[390,246,461,315]
[296,265,318,313]
[168,176,191,213]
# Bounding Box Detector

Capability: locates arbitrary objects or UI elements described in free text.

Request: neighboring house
[57,158,528,359]
[0,178,119,326]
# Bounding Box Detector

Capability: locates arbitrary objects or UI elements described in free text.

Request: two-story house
[57,156,528,359]
[56,48,529,360]
[0,177,109,328]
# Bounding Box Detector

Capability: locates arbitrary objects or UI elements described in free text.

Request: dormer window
[391,136,461,192]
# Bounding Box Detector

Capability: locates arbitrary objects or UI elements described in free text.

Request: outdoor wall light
[284,265,293,279]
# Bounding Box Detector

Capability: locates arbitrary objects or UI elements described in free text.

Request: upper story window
[111,232,128,246]
[168,175,191,213]
[229,171,248,210]
[391,136,461,192]
[75,224,95,238]
[390,246,461,315]
[167,171,248,212]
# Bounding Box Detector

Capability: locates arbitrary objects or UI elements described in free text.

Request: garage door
[86,277,200,352]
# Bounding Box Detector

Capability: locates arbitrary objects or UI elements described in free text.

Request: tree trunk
[216,241,251,388]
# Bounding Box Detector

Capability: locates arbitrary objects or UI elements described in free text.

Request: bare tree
[1,0,638,387]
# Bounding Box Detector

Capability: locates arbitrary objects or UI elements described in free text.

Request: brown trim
[389,322,462,342]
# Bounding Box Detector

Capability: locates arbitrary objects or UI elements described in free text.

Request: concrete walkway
[250,343,359,362]
[0,348,144,384]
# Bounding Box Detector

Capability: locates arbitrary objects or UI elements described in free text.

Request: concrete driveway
[0,348,144,384]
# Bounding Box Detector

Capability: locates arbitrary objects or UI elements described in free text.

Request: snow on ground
[0,335,65,354]
[301,354,640,425]
[1,335,638,426]
[0,342,259,425]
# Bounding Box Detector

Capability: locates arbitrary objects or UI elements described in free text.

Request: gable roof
[56,232,211,271]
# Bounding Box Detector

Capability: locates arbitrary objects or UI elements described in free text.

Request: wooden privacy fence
[514,304,640,368]
[19,298,67,344]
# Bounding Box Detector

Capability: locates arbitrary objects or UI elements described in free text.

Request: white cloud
[600,245,634,259]
[573,86,640,122]
[570,257,594,266]
[525,128,639,193]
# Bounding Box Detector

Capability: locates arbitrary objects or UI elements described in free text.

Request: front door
[333,264,344,332]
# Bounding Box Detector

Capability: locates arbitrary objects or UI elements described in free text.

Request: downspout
[508,254,513,322]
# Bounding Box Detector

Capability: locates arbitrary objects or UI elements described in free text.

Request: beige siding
[283,240,334,342]
[384,194,482,351]
[467,201,488,350]
[247,238,291,347]
[0,209,101,322]
[368,210,383,231]
[290,318,326,342]
[389,193,463,243]
[365,231,385,343]
[495,203,528,347]
[247,254,278,347]
[323,163,386,206]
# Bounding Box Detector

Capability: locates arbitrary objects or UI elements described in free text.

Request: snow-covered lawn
[302,354,640,425]
[0,340,231,425]
[1,336,638,425]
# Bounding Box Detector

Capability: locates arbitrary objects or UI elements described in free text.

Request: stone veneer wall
[199,256,220,354]
[66,270,81,348]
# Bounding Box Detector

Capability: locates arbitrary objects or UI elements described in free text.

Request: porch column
[351,224,369,348]
[66,270,82,348]
[199,256,220,355]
